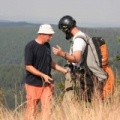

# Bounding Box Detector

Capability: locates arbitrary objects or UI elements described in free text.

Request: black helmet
[58,15,76,40]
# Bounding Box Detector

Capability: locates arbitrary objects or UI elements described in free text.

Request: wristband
[63,52,67,59]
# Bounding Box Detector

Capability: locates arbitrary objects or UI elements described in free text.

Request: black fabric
[80,71,94,102]
[24,40,52,86]
[65,87,74,92]
[92,37,105,67]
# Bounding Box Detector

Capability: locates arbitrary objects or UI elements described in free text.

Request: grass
[51,86,120,120]
[0,79,120,120]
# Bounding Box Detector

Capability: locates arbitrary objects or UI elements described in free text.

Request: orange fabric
[102,65,115,99]
[100,44,109,66]
[24,83,54,120]
[100,43,114,99]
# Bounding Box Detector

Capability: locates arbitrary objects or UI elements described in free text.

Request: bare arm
[51,61,68,74]
[25,65,53,83]
[52,45,82,63]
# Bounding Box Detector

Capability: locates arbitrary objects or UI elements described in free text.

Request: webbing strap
[65,87,74,92]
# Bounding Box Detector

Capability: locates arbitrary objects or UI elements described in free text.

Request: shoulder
[74,37,86,46]
[73,38,86,49]
[25,40,36,50]
[25,40,35,46]
[73,31,86,43]
[25,40,36,49]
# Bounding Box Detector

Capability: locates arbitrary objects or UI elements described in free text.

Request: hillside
[0,22,120,109]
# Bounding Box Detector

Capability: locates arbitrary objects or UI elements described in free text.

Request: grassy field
[0,78,120,120]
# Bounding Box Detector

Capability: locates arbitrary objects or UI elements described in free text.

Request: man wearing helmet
[52,15,94,102]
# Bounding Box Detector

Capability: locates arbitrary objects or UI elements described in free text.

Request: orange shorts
[25,83,54,120]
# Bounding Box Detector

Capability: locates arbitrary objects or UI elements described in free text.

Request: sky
[0,0,120,27]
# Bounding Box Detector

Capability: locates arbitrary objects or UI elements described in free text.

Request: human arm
[52,45,82,63]
[51,61,69,74]
[25,65,53,84]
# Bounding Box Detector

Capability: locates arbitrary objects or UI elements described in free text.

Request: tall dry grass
[0,79,120,120]
[51,84,120,120]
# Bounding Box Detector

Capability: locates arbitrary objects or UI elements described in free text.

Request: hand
[52,45,64,57]
[42,74,53,84]
[64,68,71,74]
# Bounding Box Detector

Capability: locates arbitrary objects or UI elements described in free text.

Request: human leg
[25,98,39,120]
[39,84,54,120]
[24,84,43,120]
[80,73,94,102]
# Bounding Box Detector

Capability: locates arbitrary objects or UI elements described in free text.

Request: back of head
[38,24,55,34]
[58,15,76,40]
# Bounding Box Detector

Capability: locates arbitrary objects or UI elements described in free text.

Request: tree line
[0,24,120,109]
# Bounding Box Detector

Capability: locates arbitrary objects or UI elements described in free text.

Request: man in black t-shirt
[24,24,68,120]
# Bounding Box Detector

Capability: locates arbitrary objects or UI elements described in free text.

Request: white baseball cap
[37,24,55,34]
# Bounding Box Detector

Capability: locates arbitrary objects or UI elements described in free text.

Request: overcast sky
[0,0,120,27]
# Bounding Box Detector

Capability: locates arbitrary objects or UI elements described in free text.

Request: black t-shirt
[24,40,52,86]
